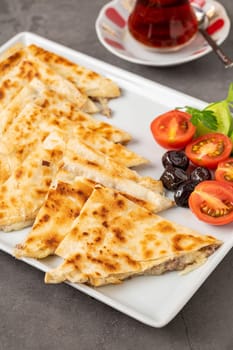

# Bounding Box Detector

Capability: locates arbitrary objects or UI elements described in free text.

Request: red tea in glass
[128,0,198,50]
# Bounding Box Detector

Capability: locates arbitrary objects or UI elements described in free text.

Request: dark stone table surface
[0,1,232,349]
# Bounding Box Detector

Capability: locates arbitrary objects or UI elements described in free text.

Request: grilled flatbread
[1,103,46,162]
[0,44,121,116]
[0,99,142,173]
[31,56,96,112]
[0,101,158,231]
[13,171,163,259]
[0,45,24,75]
[0,43,24,63]
[0,59,37,111]
[0,83,38,134]
[62,138,171,212]
[26,44,120,99]
[0,78,131,144]
[30,78,130,143]
[14,177,94,258]
[0,146,61,231]
[45,186,221,286]
[0,44,167,233]
[72,126,147,167]
[0,51,97,114]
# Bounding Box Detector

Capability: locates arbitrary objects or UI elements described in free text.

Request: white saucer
[95,0,231,66]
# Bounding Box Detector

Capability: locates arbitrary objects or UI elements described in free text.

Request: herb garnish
[182,107,218,130]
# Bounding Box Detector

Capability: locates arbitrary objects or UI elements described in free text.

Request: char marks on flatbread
[0,78,131,144]
[0,99,142,175]
[45,186,221,286]
[13,172,164,259]
[0,100,158,231]
[14,177,94,258]
[27,44,120,99]
[0,147,61,231]
[0,49,97,114]
[0,44,120,117]
[62,138,172,213]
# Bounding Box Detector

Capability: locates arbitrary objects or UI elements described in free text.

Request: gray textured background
[0,1,233,349]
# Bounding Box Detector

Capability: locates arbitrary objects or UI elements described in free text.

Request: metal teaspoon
[193,4,233,68]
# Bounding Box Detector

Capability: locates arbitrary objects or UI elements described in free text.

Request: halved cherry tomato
[150,110,196,150]
[215,158,233,187]
[189,180,233,225]
[185,133,232,169]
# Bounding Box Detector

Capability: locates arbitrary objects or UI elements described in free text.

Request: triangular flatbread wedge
[0,103,47,162]
[26,44,120,99]
[45,186,221,286]
[0,99,142,173]
[0,146,61,231]
[13,169,163,259]
[14,177,94,258]
[71,126,147,167]
[0,44,24,73]
[0,51,96,114]
[0,58,37,110]
[62,138,170,212]
[0,78,131,144]
[0,83,39,134]
[0,104,156,231]
[0,44,121,116]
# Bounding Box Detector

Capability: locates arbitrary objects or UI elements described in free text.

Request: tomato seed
[200,200,233,217]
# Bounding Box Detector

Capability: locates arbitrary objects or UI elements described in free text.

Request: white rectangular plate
[0,32,232,328]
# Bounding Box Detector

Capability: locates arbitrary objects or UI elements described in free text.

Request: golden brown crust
[0,45,166,240]
[45,186,221,286]
[14,178,94,258]
[27,44,121,98]
[62,138,173,213]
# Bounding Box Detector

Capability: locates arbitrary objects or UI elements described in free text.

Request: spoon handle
[199,28,233,68]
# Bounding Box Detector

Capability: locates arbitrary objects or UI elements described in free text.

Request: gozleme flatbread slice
[0,100,142,171]
[0,52,95,114]
[41,120,145,168]
[13,170,162,259]
[0,59,38,110]
[0,115,142,230]
[0,84,39,134]
[14,177,94,258]
[0,78,131,144]
[71,125,147,167]
[31,56,96,113]
[62,138,170,212]
[0,43,121,117]
[0,149,19,183]
[27,44,120,99]
[0,103,46,160]
[73,126,147,167]
[0,44,24,74]
[45,186,221,286]
[0,103,49,183]
[0,104,66,180]
[29,78,130,143]
[0,146,61,231]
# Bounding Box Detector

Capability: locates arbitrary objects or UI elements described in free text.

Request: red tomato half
[215,158,233,187]
[150,110,196,150]
[189,180,233,225]
[185,133,232,169]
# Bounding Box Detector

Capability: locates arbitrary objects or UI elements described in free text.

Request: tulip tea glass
[128,0,198,51]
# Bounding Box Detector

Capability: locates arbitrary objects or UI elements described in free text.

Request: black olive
[160,165,189,191]
[174,180,198,207]
[162,151,189,170]
[190,167,212,183]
